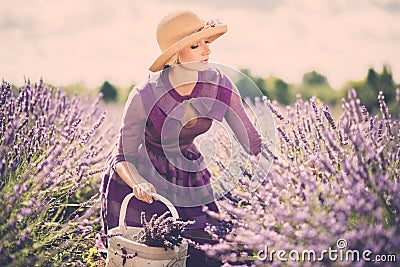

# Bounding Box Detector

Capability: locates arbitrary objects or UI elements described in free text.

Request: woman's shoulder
[133,72,168,97]
[126,73,168,115]
[202,65,235,89]
[202,65,224,81]
[130,74,155,92]
[125,74,156,105]
[125,74,157,101]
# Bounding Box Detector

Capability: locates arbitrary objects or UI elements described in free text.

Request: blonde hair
[164,53,180,68]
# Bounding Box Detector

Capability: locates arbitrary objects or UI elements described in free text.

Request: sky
[1,0,400,89]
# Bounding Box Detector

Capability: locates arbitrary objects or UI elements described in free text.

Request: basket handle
[119,192,179,227]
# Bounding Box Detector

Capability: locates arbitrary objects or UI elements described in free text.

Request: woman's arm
[223,81,262,156]
[115,161,156,203]
[108,87,156,203]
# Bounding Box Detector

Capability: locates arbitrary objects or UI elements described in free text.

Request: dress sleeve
[107,87,146,171]
[222,77,262,156]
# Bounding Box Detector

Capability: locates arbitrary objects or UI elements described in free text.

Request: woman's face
[178,38,211,69]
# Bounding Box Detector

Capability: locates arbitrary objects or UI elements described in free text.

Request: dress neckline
[161,68,203,102]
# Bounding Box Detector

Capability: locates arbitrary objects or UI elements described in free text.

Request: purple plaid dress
[100,67,261,233]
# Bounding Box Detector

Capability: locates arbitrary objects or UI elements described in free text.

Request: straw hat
[149,10,227,72]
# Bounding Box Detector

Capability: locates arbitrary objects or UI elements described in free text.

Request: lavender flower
[136,211,194,250]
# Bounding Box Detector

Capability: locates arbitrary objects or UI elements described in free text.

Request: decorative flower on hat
[202,19,224,30]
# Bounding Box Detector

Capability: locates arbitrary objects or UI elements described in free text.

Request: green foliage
[235,69,295,105]
[236,69,339,106]
[118,83,135,104]
[235,66,398,112]
[63,82,97,98]
[302,70,328,85]
[339,65,399,115]
[62,81,133,104]
[296,71,338,106]
[235,69,264,102]
[263,76,295,105]
[274,78,292,105]
[99,81,118,103]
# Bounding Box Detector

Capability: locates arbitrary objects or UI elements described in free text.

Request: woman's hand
[114,161,158,204]
[132,182,157,204]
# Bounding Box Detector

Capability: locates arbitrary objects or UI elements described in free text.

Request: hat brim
[148,25,227,72]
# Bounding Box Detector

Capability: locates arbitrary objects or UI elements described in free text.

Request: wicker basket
[105,192,188,267]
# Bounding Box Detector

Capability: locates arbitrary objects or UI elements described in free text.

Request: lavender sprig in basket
[136,211,194,250]
[106,192,192,267]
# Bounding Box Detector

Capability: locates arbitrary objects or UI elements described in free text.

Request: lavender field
[0,80,399,266]
[203,90,400,266]
[0,80,114,266]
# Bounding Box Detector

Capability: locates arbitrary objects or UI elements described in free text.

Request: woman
[101,10,262,266]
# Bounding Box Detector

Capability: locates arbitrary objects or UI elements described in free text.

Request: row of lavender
[204,89,400,266]
[0,80,114,266]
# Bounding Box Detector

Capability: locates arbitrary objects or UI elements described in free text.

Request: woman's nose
[201,41,211,56]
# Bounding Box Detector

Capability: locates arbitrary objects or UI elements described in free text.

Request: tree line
[99,64,399,114]
[236,65,399,114]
